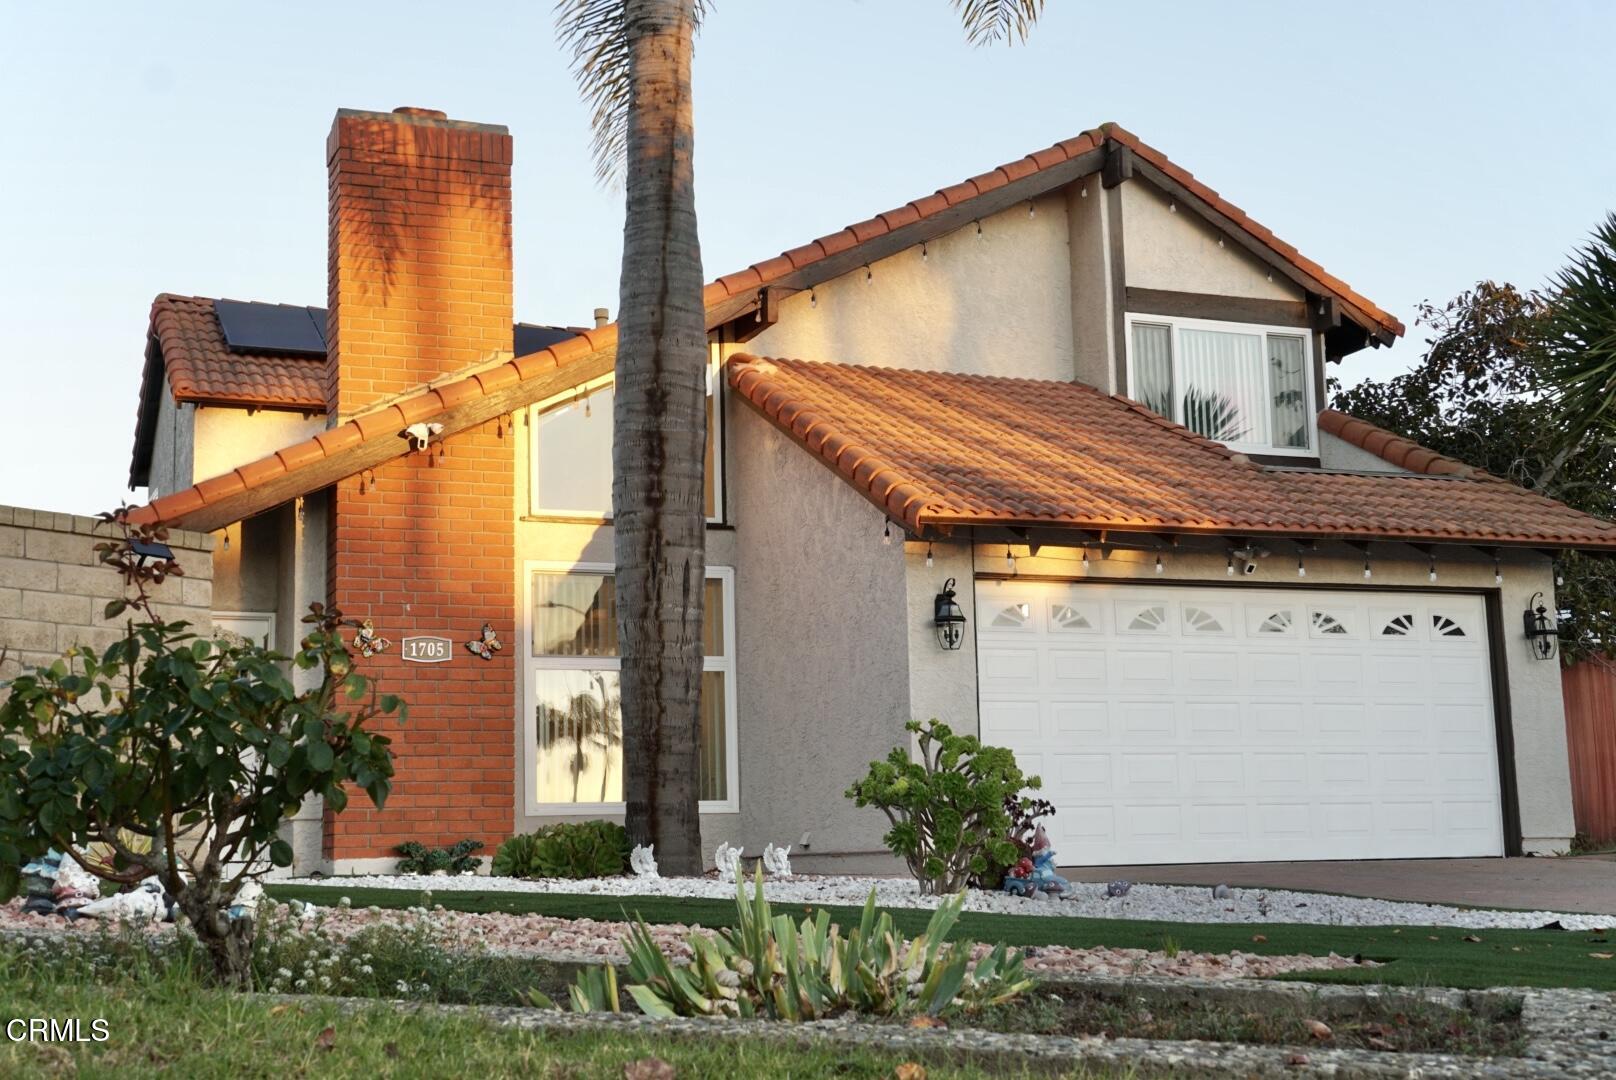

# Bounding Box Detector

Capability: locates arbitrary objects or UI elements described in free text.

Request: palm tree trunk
[613,0,706,875]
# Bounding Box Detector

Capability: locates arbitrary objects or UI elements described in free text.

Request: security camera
[1242,560,1258,576]
[399,422,444,452]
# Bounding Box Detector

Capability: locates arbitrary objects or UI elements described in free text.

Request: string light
[1494,557,1503,586]
[1297,553,1307,578]
[1226,551,1235,577]
[1428,554,1438,583]
[1363,553,1372,580]
[1556,565,1565,587]
[865,265,873,284]
[882,522,892,546]
[222,529,231,552]
[1218,236,1225,248]
[1081,548,1090,573]
[809,289,817,309]
[1154,553,1165,575]
[921,242,928,262]
[1168,199,1177,213]
[925,542,934,569]
[1006,548,1016,573]
[1028,201,1036,218]
[1080,184,1088,198]
[975,219,983,238]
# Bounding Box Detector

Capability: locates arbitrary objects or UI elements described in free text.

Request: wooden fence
[1563,659,1616,844]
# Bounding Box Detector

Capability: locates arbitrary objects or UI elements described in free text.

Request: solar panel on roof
[214,300,327,356]
[515,323,577,357]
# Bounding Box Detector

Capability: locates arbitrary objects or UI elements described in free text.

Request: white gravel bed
[277,871,1616,931]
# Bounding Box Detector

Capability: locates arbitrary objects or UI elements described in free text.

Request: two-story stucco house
[128,107,1616,874]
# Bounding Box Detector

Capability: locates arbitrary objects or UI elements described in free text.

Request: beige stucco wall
[1122,181,1304,302]
[905,539,980,734]
[947,540,1574,855]
[193,406,326,487]
[0,504,214,690]
[746,195,1075,382]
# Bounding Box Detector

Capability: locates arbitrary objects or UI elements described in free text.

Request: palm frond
[1542,212,1616,446]
[951,0,1045,46]
[554,0,710,187]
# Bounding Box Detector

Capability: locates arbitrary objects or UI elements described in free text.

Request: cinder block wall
[0,505,215,690]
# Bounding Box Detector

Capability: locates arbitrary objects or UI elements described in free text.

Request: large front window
[524,564,737,813]
[529,355,723,520]
[1127,315,1314,454]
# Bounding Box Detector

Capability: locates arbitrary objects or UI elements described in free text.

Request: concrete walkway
[1060,855,1616,915]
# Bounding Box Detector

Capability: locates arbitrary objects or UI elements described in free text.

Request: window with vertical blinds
[1125,315,1316,454]
[527,569,736,810]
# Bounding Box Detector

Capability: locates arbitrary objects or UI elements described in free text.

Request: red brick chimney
[325,106,513,418]
[322,107,517,868]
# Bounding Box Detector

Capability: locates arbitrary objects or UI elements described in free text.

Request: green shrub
[394,839,484,875]
[527,865,1034,1020]
[846,719,1040,895]
[491,821,629,879]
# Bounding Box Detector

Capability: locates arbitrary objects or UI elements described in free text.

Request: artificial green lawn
[267,882,1616,992]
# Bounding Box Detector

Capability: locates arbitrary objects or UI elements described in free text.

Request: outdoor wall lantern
[934,577,967,651]
[1523,591,1558,661]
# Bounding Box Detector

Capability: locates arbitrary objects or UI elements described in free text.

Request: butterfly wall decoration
[465,622,503,661]
[355,619,391,658]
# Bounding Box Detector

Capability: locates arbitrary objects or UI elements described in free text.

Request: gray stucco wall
[1318,430,1411,473]
[732,406,911,860]
[950,540,1574,855]
[1121,181,1303,301]
[1065,180,1112,392]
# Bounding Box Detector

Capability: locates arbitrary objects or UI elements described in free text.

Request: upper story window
[530,356,723,521]
[1126,314,1314,455]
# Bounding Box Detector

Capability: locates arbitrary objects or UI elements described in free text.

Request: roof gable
[132,123,1407,529]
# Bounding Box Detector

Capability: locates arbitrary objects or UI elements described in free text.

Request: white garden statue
[713,841,743,883]
[630,844,659,879]
[762,843,793,877]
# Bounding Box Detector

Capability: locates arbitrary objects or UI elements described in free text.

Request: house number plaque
[400,636,453,664]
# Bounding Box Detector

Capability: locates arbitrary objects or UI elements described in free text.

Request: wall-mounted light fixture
[934,577,967,651]
[1523,591,1558,661]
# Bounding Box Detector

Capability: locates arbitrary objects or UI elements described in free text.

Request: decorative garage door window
[1381,613,1417,636]
[992,602,1033,628]
[1122,604,1169,633]
[525,566,737,812]
[1049,602,1096,631]
[1432,614,1467,637]
[1182,605,1229,634]
[1254,611,1292,637]
[1308,609,1351,636]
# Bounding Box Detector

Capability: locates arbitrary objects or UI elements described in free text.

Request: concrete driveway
[1060,855,1616,915]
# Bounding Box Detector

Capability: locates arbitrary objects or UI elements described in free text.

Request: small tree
[846,720,1039,895]
[0,513,405,986]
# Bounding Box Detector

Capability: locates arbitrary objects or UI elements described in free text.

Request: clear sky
[1,1,1611,514]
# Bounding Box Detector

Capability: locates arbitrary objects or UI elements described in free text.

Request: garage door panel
[979,581,1503,864]
[1050,700,1109,738]
[1048,648,1107,685]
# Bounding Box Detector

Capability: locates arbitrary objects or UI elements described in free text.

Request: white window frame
[212,611,277,648]
[1123,313,1316,457]
[521,559,739,816]
[527,350,726,522]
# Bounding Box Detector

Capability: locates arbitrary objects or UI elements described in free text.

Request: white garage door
[977,582,1504,864]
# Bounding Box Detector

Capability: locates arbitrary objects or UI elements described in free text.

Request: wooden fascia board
[169,345,617,532]
[1128,160,1396,347]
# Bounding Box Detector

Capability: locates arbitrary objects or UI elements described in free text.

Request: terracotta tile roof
[728,355,1616,550]
[148,294,329,408]
[132,123,1405,526]
[1318,408,1484,478]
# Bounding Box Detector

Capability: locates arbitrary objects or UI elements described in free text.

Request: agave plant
[526,865,1033,1021]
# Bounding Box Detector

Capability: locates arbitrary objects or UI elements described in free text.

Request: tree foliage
[0,514,406,985]
[1541,212,1616,450]
[1332,282,1616,662]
